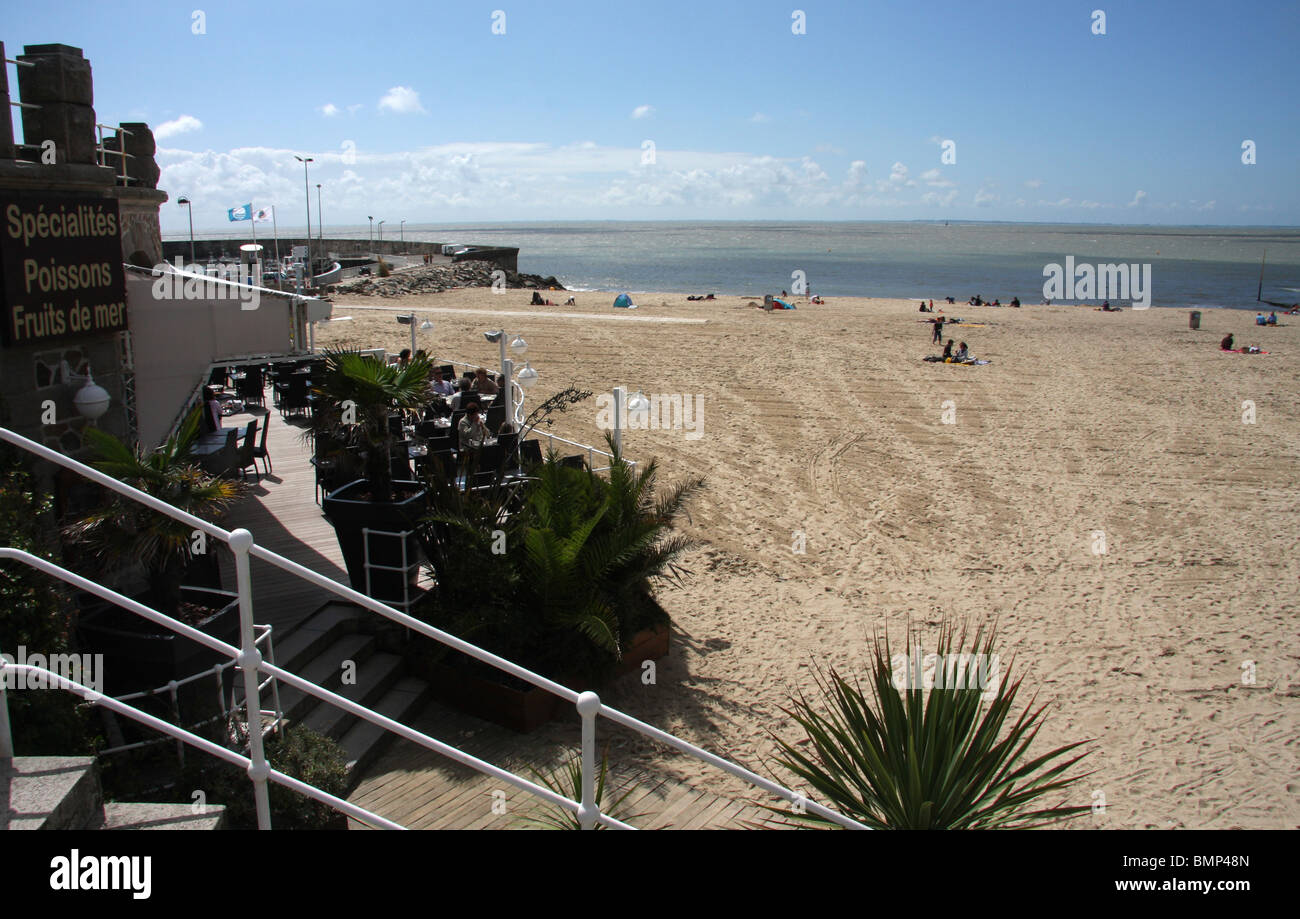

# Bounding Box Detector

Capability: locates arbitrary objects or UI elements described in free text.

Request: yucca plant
[312,347,431,502]
[518,748,641,829]
[62,407,243,617]
[770,621,1092,829]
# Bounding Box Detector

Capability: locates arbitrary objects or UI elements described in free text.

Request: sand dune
[317,289,1300,829]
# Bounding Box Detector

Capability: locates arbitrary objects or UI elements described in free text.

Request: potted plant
[63,407,244,696]
[415,429,704,731]
[314,347,432,605]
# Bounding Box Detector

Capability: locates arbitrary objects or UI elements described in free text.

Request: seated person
[1255,312,1267,325]
[1010,297,1020,308]
[1220,333,1235,351]
[396,348,411,368]
[449,378,476,410]
[472,367,499,395]
[429,367,455,396]
[531,291,545,306]
[942,339,954,361]
[953,341,970,362]
[1267,312,1278,325]
[458,400,489,451]
[202,386,222,434]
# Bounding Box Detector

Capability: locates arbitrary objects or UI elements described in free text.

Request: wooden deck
[219,398,788,830]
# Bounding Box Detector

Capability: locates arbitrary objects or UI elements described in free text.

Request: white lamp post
[484,329,535,427]
[62,362,111,420]
[177,196,195,266]
[294,155,313,281]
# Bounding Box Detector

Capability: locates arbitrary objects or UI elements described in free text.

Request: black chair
[390,443,414,482]
[207,366,229,389]
[560,454,587,470]
[485,404,506,432]
[519,439,543,467]
[439,364,455,380]
[279,379,311,419]
[235,367,265,407]
[234,420,259,481]
[250,412,272,474]
[200,429,239,477]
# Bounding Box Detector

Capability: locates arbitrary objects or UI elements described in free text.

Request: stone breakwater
[332,260,565,299]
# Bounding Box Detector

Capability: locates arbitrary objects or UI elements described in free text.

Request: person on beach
[1010,297,1020,308]
[953,341,970,362]
[1267,312,1278,325]
[565,295,576,305]
[1220,333,1235,351]
[397,348,411,368]
[943,339,954,361]
[932,316,945,343]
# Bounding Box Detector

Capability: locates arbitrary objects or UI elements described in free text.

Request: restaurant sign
[1,193,127,347]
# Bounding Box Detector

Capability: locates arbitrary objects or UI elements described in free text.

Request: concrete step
[339,677,432,790]
[300,652,406,740]
[271,602,367,674]
[101,801,227,830]
[2,756,103,830]
[277,632,376,722]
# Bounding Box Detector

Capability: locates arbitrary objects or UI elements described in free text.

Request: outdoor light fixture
[483,329,503,343]
[510,335,528,354]
[177,196,196,265]
[515,362,538,389]
[61,361,111,420]
[627,390,650,414]
[420,319,433,331]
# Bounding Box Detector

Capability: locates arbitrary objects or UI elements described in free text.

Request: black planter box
[322,479,428,605]
[75,586,240,697]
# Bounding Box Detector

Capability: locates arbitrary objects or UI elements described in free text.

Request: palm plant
[770,621,1092,829]
[519,748,641,829]
[62,407,243,617]
[313,347,431,502]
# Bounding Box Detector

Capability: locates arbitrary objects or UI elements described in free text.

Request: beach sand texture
[319,289,1300,829]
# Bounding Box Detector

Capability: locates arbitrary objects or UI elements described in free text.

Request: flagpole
[272,206,281,274]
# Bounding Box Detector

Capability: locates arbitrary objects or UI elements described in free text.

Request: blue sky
[4,0,1297,232]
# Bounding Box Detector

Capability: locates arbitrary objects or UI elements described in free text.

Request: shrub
[206,724,350,830]
[770,620,1092,829]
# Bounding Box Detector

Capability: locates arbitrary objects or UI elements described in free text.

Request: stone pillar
[16,44,97,166]
[116,122,159,188]
[0,42,14,160]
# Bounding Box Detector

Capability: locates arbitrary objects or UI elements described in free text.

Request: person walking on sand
[932,315,945,343]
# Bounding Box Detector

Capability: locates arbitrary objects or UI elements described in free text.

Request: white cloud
[921,189,959,207]
[920,168,955,188]
[974,186,999,206]
[814,143,845,154]
[346,104,363,115]
[320,103,340,117]
[749,112,771,124]
[154,115,203,139]
[379,86,427,115]
[1024,178,1043,189]
[631,104,654,119]
[1127,189,1147,207]
[846,160,868,186]
[886,162,914,187]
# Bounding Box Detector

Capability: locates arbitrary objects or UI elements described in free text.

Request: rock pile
[333,260,566,299]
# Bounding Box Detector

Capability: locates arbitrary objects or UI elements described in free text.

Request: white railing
[97,623,282,766]
[0,426,866,830]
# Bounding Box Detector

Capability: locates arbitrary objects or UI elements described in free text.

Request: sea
[411,222,1300,312]
[209,221,1300,311]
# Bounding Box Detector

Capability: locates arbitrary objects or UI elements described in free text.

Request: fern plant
[518,748,641,830]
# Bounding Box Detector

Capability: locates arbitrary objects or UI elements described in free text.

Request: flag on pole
[254,206,274,222]
[227,203,253,221]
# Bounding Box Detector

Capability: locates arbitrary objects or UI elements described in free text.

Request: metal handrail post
[612,386,624,457]
[0,649,13,757]
[576,691,600,830]
[230,528,272,830]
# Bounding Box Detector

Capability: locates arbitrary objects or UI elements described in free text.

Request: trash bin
[1189,310,1201,330]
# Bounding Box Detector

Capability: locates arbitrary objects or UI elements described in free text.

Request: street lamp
[378,220,385,242]
[294,154,313,281]
[316,183,323,253]
[400,219,406,246]
[396,313,433,358]
[368,215,374,247]
[484,329,534,427]
[176,196,195,266]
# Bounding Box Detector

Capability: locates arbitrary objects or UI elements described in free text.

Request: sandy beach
[317,287,1300,829]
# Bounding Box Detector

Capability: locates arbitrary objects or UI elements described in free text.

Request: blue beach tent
[613,293,635,309]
